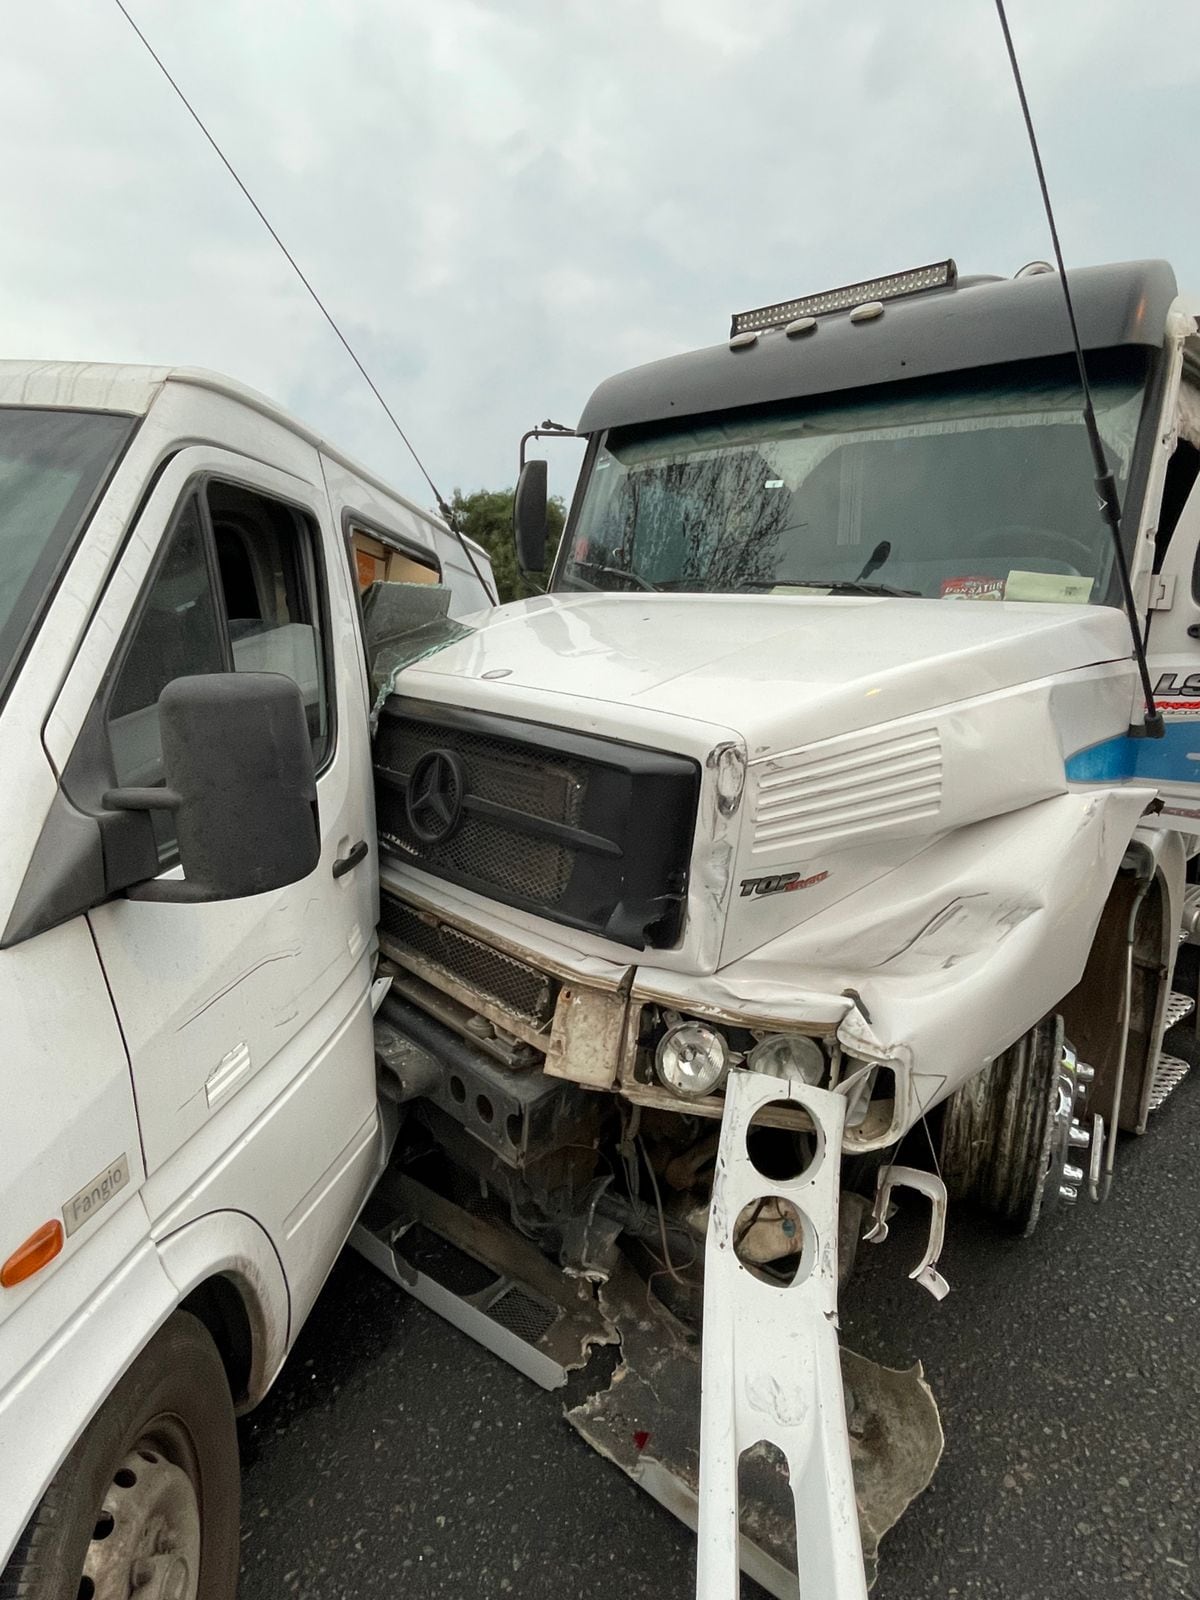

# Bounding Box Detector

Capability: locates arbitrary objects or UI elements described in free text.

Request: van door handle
[333,840,369,878]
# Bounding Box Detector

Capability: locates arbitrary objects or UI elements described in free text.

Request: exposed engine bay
[355,973,946,1594]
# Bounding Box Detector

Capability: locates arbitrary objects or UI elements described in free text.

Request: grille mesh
[375,715,589,907]
[485,1288,559,1343]
[380,892,558,1025]
[379,807,573,904]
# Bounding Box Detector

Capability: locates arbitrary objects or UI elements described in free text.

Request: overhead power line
[112,0,498,604]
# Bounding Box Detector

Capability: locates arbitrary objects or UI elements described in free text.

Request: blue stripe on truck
[1066,719,1200,784]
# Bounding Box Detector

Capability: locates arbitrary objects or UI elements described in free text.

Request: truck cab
[362,260,1200,1588]
[373,261,1200,1155]
[0,360,491,1594]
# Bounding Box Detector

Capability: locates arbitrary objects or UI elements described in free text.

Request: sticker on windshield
[941,576,1005,601]
[1004,570,1094,603]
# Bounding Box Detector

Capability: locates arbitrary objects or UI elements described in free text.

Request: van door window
[107,493,224,790]
[348,521,439,588]
[207,480,331,764]
[103,477,332,860]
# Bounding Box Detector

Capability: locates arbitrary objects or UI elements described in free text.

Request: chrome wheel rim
[1039,1042,1092,1218]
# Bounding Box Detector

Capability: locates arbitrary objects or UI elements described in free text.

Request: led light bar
[730,259,958,338]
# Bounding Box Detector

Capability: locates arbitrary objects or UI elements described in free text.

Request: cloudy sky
[2,0,1198,510]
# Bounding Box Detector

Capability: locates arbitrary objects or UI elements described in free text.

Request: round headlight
[747,1033,826,1086]
[655,1022,730,1099]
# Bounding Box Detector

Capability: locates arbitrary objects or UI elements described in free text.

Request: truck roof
[0,358,479,551]
[578,259,1182,434]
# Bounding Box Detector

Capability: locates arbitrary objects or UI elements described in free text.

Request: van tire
[0,1310,240,1600]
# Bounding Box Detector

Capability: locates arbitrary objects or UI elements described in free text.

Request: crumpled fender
[636,787,1154,1133]
[813,787,1156,1120]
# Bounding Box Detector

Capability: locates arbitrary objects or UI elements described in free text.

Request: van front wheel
[0,1310,240,1600]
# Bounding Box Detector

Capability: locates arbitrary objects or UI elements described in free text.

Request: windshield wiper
[572,561,661,592]
[745,578,921,597]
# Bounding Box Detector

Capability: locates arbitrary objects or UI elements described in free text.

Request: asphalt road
[237,1069,1200,1600]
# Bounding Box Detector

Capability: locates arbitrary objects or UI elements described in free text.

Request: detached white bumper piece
[697,1069,868,1600]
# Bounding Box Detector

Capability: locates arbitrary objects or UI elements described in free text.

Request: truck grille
[377,715,588,907]
[379,892,558,1025]
[373,698,700,950]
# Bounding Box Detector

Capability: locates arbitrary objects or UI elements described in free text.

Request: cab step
[1152,989,1194,1112]
[1149,1054,1191,1113]
[1163,990,1196,1031]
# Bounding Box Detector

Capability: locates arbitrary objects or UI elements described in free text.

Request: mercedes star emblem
[405,749,466,845]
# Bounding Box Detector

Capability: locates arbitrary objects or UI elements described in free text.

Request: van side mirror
[513,459,548,575]
[104,673,320,902]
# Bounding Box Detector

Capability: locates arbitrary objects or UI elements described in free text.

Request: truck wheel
[0,1310,240,1600]
[940,1014,1092,1236]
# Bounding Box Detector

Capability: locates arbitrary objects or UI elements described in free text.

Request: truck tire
[940,1014,1090,1236]
[0,1310,240,1600]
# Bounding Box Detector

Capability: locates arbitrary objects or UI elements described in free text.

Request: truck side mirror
[513,459,548,575]
[104,673,320,903]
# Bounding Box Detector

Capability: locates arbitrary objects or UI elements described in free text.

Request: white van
[0,361,491,1598]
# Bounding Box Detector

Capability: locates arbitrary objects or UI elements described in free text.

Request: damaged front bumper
[698,1069,869,1597]
[693,1069,943,1597]
[352,1063,945,1597]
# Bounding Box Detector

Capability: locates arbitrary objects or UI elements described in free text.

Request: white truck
[4,254,1200,1599]
[358,258,1200,1593]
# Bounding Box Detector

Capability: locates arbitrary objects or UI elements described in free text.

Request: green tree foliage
[447,487,565,604]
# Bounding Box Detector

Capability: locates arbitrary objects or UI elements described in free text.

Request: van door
[44,446,379,1235]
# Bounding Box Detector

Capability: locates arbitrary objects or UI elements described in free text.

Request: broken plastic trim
[361,580,476,724]
[864,1165,951,1301]
[697,1069,868,1599]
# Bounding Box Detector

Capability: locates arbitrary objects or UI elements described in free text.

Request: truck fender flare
[1054,826,1186,1149]
[155,1209,291,1411]
[1131,821,1187,943]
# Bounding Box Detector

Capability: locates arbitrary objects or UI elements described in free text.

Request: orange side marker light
[1,1220,64,1288]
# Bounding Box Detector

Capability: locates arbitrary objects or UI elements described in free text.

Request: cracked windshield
[560,350,1148,604]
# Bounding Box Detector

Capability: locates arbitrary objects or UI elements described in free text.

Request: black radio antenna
[995,0,1162,738]
[112,0,498,607]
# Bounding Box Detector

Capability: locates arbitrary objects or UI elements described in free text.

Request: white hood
[405,592,1131,755]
